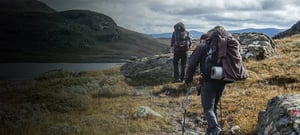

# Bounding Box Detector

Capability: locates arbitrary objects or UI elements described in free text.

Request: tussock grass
[0,35,299,134]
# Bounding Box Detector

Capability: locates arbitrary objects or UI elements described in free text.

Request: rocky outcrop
[258,94,300,135]
[233,32,276,60]
[120,53,174,85]
[273,21,300,39]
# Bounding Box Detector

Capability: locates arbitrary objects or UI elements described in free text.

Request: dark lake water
[0,63,123,80]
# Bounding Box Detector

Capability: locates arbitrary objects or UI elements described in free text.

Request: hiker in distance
[199,33,209,46]
[170,22,191,83]
[185,26,248,135]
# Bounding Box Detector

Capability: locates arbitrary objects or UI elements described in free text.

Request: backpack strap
[174,32,177,45]
[216,36,228,64]
[174,31,189,49]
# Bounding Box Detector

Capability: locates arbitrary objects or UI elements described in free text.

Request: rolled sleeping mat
[210,66,224,80]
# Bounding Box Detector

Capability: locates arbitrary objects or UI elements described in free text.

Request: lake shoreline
[0,54,138,63]
[0,59,130,63]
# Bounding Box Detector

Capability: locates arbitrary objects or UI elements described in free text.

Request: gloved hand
[184,81,191,87]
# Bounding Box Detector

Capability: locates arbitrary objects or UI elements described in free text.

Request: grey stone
[258,94,300,135]
[233,32,276,60]
[132,106,162,119]
[120,53,174,85]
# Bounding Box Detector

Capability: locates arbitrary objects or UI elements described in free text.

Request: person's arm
[171,32,175,47]
[186,31,192,48]
[185,45,204,84]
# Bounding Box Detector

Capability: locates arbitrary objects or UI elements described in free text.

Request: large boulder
[258,94,300,135]
[233,32,276,60]
[120,53,174,85]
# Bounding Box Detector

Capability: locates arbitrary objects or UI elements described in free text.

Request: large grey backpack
[173,22,190,51]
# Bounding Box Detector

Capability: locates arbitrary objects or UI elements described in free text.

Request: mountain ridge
[0,0,55,13]
[273,21,300,39]
[0,0,168,62]
[148,28,285,39]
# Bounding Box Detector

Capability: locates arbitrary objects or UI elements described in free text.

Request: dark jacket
[185,44,209,83]
[185,30,248,84]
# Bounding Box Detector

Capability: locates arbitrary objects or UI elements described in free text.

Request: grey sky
[39,0,300,34]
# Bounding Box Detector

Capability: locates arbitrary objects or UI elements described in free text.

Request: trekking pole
[219,97,223,128]
[182,86,197,135]
[182,107,187,135]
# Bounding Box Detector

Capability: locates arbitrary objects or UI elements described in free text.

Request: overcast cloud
[40,0,300,34]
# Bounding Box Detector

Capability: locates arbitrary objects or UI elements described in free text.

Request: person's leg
[180,51,188,81]
[201,81,225,135]
[173,51,180,81]
[214,81,226,119]
[201,81,218,134]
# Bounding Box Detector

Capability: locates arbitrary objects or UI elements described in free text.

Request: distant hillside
[0,0,55,13]
[273,21,300,39]
[230,28,285,37]
[148,28,284,39]
[147,33,172,38]
[189,31,204,39]
[0,0,167,62]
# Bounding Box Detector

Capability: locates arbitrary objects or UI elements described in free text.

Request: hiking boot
[172,79,181,83]
[208,127,223,135]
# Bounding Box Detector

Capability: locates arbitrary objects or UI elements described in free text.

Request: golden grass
[0,35,299,135]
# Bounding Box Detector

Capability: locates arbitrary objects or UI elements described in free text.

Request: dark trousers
[201,81,226,134]
[172,50,187,81]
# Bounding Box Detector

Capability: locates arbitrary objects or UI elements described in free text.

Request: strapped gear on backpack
[202,26,248,82]
[202,33,221,80]
[172,22,191,51]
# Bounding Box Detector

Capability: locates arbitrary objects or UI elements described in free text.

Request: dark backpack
[173,23,190,51]
[202,38,220,80]
[202,29,248,82]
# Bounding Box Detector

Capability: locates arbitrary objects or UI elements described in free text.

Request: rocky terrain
[258,94,300,135]
[0,0,168,62]
[0,0,299,134]
[119,31,300,134]
[233,32,276,60]
[0,33,299,135]
[121,32,278,84]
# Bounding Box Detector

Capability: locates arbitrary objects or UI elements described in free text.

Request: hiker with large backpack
[185,26,248,135]
[171,22,191,83]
